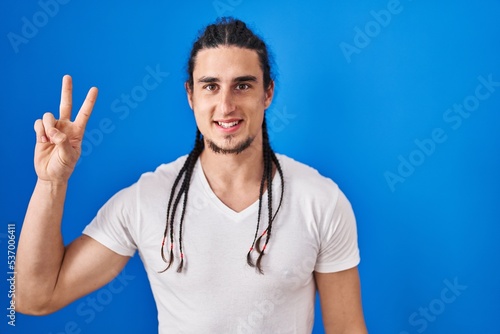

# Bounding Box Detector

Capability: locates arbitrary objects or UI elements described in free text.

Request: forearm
[15,179,68,313]
[324,322,368,334]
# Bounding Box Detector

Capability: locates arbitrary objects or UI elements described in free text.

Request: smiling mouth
[216,120,241,129]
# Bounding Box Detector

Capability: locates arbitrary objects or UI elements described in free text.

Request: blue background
[1,1,499,333]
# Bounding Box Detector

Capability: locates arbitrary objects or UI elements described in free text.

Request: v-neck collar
[194,158,282,223]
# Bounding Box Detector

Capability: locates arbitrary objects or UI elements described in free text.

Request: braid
[254,139,273,273]
[246,162,267,267]
[159,130,203,273]
[159,163,187,272]
[176,148,199,272]
[248,119,285,274]
[270,150,285,222]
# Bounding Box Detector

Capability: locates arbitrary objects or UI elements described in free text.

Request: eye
[204,84,218,91]
[236,83,250,90]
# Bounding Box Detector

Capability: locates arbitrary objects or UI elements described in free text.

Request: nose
[218,87,236,115]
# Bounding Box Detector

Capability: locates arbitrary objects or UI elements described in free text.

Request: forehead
[193,46,262,79]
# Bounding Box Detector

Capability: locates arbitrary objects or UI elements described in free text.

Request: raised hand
[33,75,98,182]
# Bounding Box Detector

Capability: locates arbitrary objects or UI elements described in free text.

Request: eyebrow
[197,75,258,83]
[234,75,258,83]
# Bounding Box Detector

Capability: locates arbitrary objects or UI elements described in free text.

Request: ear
[185,81,193,109]
[264,80,275,109]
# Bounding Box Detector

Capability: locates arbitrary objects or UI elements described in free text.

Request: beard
[206,135,255,155]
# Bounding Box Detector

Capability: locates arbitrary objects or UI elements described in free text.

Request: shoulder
[136,155,188,186]
[276,154,340,199]
[109,155,187,201]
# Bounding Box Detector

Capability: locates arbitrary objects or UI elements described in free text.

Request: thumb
[47,127,68,146]
[47,127,79,166]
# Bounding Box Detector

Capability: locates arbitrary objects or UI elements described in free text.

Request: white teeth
[217,121,239,128]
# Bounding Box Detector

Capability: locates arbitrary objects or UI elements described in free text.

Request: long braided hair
[159,17,284,274]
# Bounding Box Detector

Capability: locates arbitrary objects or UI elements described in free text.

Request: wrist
[36,178,69,191]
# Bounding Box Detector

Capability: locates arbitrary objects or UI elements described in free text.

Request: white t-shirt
[83,154,360,334]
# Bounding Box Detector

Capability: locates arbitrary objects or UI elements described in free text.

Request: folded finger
[34,119,48,143]
[42,112,57,141]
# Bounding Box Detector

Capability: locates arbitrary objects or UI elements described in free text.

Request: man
[16,18,367,333]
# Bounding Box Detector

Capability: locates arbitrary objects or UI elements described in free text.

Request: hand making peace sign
[33,75,98,183]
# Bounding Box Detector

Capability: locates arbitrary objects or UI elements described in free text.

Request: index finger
[59,75,73,121]
[74,86,98,129]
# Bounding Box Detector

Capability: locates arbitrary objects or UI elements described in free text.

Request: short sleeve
[82,184,138,257]
[314,188,360,273]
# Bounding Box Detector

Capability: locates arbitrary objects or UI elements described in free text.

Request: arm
[315,267,368,334]
[15,75,129,315]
